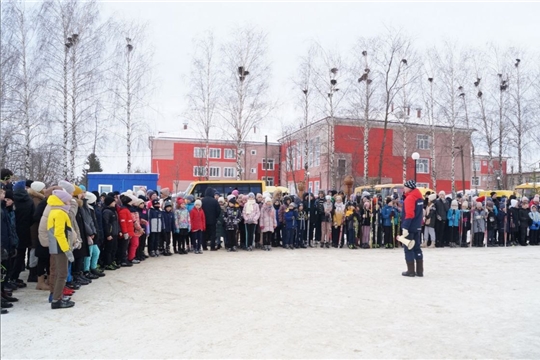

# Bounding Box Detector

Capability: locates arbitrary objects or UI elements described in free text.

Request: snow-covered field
[2,246,539,359]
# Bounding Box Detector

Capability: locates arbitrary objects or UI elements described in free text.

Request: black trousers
[204,223,217,250]
[273,225,282,246]
[9,244,27,281]
[519,225,529,245]
[314,219,322,242]
[116,238,128,264]
[263,232,272,246]
[137,233,147,258]
[244,223,256,248]
[383,225,393,245]
[161,231,172,250]
[226,230,237,249]
[435,220,446,247]
[103,238,118,265]
[331,226,343,246]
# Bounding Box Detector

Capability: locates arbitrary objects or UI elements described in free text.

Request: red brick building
[150,130,280,193]
[279,116,475,194]
[473,154,509,190]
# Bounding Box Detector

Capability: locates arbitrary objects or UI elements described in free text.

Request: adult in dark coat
[9,181,35,285]
[201,187,221,250]
[303,192,317,247]
[434,191,449,248]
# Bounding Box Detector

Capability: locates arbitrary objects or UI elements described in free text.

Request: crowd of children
[1,165,539,313]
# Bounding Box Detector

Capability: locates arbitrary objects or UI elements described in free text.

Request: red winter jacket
[189,207,206,232]
[117,206,135,237]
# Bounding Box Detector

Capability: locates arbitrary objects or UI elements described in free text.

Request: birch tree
[188,31,220,180]
[109,21,154,173]
[221,26,272,180]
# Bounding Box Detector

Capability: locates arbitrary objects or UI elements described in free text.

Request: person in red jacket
[190,199,206,254]
[116,195,135,266]
[399,180,425,277]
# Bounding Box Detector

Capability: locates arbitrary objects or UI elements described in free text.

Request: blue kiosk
[87,173,159,194]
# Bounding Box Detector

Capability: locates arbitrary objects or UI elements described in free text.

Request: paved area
[2,246,540,359]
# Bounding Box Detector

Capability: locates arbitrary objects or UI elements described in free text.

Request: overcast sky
[99,1,540,172]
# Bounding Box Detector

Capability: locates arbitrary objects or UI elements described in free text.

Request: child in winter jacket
[529,204,540,246]
[148,199,164,257]
[242,193,260,251]
[321,196,334,248]
[460,201,472,247]
[161,200,175,256]
[283,202,298,249]
[381,198,395,248]
[296,203,308,248]
[259,197,277,251]
[332,196,346,248]
[360,201,372,249]
[447,200,461,248]
[472,202,486,247]
[189,199,206,254]
[117,195,135,266]
[225,198,241,251]
[345,203,360,249]
[173,198,190,254]
[486,202,498,247]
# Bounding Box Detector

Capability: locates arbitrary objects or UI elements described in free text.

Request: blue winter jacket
[162,210,176,232]
[381,205,394,227]
[447,209,461,227]
[284,209,297,229]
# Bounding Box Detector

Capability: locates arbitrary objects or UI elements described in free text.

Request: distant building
[87,173,158,194]
[149,125,280,193]
[279,116,475,194]
[472,154,509,190]
[507,167,540,189]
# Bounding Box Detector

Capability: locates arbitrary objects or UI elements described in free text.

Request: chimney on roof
[416,108,422,118]
[183,121,188,130]
[407,106,410,116]
[253,126,257,134]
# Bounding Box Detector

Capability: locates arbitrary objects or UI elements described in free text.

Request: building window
[98,184,113,194]
[472,176,480,186]
[417,158,429,174]
[262,158,274,170]
[416,134,430,150]
[473,160,481,171]
[209,148,221,159]
[308,181,313,192]
[209,167,220,177]
[314,181,320,193]
[314,137,320,166]
[296,143,303,170]
[251,168,257,174]
[416,182,429,189]
[251,150,257,155]
[223,167,235,178]
[224,149,235,159]
[193,166,206,177]
[286,147,293,171]
[262,177,274,186]
[337,159,346,178]
[193,147,206,158]
[308,139,314,167]
[482,161,487,166]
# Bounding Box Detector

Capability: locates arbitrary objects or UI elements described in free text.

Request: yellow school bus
[478,190,516,199]
[376,184,434,199]
[184,180,266,198]
[514,183,540,199]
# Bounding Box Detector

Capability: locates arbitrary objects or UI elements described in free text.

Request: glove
[123,233,130,240]
[87,236,94,245]
[260,225,265,230]
[74,238,82,250]
[437,215,442,221]
[65,250,74,263]
[401,228,409,239]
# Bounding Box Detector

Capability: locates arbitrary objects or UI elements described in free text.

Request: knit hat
[79,185,86,192]
[186,195,195,203]
[325,195,332,201]
[30,181,46,193]
[362,191,370,198]
[13,180,26,192]
[289,202,296,208]
[510,199,518,208]
[404,180,416,190]
[137,190,146,198]
[92,190,100,199]
[232,190,239,197]
[228,198,237,205]
[152,199,160,207]
[248,192,255,199]
[265,197,272,203]
[25,180,34,188]
[227,194,236,202]
[53,190,72,204]
[451,200,458,209]
[439,191,446,198]
[134,198,144,206]
[0,168,13,181]
[85,192,97,205]
[176,197,185,206]
[462,200,469,209]
[120,195,131,206]
[194,199,202,206]
[58,180,75,195]
[163,200,173,209]
[161,188,170,197]
[4,190,14,200]
[218,197,225,203]
[428,193,437,202]
[104,196,116,207]
[73,186,83,197]
[532,204,538,210]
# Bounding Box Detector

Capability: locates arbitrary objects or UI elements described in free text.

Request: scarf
[245,199,256,214]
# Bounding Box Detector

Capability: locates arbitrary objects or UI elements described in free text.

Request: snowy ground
[2,246,540,359]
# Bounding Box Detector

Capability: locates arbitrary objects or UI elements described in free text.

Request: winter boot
[27,267,38,283]
[36,275,50,291]
[415,260,424,277]
[402,261,416,277]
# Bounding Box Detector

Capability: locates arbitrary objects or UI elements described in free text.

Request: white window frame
[98,184,113,194]
[224,149,235,159]
[417,158,429,174]
[209,167,220,178]
[314,181,320,193]
[472,176,480,186]
[262,158,274,170]
[473,160,481,171]
[209,148,221,159]
[262,176,274,186]
[223,167,235,178]
[308,139,314,167]
[416,182,429,189]
[416,134,430,150]
[308,181,313,192]
[193,147,206,158]
[193,166,206,177]
[133,185,146,193]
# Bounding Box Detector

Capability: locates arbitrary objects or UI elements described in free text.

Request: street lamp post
[411,152,420,182]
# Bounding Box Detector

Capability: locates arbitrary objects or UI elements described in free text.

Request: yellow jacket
[46,195,72,254]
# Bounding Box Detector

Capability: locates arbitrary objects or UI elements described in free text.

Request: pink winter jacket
[242,199,261,224]
[259,204,277,233]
